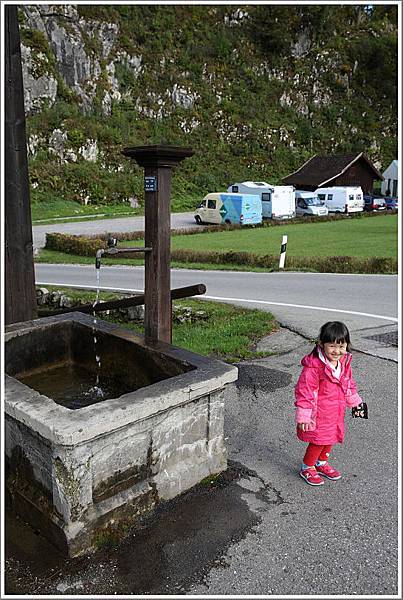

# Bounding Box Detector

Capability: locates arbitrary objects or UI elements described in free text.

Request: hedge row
[171,249,397,274]
[45,233,397,274]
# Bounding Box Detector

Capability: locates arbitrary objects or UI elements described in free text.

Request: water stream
[91,267,106,401]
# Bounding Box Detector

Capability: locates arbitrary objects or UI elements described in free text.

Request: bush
[45,232,148,259]
[45,233,105,256]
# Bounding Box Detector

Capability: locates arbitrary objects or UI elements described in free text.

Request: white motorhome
[295,191,328,217]
[315,186,364,214]
[227,181,295,219]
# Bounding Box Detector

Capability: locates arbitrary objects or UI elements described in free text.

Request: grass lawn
[36,212,398,272]
[37,287,277,362]
[31,197,140,224]
[31,194,198,224]
[169,213,398,258]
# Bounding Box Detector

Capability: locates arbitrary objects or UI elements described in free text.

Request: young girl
[294,321,363,486]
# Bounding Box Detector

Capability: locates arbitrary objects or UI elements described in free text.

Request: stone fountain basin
[5,312,238,556]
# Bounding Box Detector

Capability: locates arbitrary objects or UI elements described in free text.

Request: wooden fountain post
[122,145,194,344]
[5,5,37,324]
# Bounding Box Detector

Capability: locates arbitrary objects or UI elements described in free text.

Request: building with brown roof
[282,153,383,195]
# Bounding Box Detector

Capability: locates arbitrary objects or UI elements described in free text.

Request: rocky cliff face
[19,4,397,207]
[21,5,118,114]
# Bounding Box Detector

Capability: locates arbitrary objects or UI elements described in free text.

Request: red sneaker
[300,467,324,486]
[315,462,341,480]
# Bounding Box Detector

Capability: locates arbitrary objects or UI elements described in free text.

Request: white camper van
[295,191,328,217]
[316,186,364,214]
[227,181,295,220]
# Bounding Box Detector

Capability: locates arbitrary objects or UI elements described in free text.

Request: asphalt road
[187,342,399,596]
[6,335,399,596]
[35,264,398,361]
[32,211,197,249]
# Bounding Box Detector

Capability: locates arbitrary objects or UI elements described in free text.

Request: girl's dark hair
[311,321,352,355]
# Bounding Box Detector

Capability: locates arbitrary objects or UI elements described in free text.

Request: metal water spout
[95,248,104,270]
[95,237,152,269]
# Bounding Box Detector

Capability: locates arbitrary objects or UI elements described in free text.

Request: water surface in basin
[19,363,135,410]
[8,318,194,410]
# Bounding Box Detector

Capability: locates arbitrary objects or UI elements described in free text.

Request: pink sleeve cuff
[295,407,312,423]
[346,392,362,408]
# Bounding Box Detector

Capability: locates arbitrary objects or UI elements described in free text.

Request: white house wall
[381,160,398,197]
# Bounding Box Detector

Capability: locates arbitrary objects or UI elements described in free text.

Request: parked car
[384,197,398,210]
[363,194,386,211]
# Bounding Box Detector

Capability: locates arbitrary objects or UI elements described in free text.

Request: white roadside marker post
[279,234,288,269]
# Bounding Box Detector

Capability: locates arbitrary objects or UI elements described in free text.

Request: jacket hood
[301,348,352,369]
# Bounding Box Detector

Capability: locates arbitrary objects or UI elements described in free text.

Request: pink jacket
[294,349,362,445]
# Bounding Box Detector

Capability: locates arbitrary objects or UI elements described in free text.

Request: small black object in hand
[352,402,368,419]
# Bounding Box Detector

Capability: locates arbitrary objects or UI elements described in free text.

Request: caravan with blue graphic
[194,193,262,226]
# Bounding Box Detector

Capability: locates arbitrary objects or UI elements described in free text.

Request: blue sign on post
[145,176,158,192]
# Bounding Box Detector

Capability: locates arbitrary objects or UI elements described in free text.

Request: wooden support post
[144,163,171,343]
[5,6,37,324]
[122,146,194,343]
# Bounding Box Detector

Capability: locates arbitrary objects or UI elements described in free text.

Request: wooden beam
[5,6,37,324]
[37,284,207,317]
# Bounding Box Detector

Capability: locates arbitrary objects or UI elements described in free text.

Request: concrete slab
[351,323,399,362]
[258,322,398,363]
[255,327,310,354]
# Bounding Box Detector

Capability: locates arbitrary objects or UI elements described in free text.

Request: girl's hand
[297,422,310,432]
